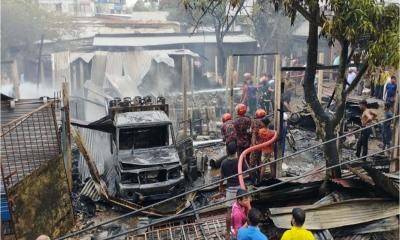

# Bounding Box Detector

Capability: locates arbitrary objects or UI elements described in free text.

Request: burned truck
[106,96,193,203]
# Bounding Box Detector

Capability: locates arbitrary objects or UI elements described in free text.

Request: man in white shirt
[346,67,357,90]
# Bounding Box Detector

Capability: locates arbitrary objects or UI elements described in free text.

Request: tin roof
[114,110,171,127]
[93,32,257,47]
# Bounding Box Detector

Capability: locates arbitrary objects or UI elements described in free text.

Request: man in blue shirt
[385,76,397,107]
[238,208,268,240]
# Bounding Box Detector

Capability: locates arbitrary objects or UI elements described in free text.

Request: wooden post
[390,76,400,172]
[79,60,85,89]
[11,60,20,99]
[257,56,262,80]
[71,64,77,93]
[182,55,189,137]
[273,54,282,178]
[226,56,234,114]
[253,56,257,79]
[190,57,194,97]
[236,56,240,86]
[62,82,72,192]
[37,34,44,92]
[215,55,218,84]
[317,52,324,102]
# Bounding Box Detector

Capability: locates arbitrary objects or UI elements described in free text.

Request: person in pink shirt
[231,188,252,239]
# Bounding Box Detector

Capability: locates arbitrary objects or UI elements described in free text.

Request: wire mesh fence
[1,101,60,188]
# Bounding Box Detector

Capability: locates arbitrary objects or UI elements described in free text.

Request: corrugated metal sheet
[313,230,334,240]
[1,99,48,125]
[269,198,399,230]
[77,127,112,182]
[80,179,101,201]
[93,33,257,47]
[114,111,171,127]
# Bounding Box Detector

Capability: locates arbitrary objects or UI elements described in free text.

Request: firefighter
[233,104,252,160]
[221,113,237,146]
[249,109,267,184]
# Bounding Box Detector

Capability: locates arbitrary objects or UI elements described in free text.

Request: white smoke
[1,82,57,99]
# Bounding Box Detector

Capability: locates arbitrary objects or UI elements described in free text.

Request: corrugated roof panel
[77,127,112,181]
[93,34,257,47]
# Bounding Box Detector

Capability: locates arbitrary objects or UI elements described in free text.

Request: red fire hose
[238,130,278,189]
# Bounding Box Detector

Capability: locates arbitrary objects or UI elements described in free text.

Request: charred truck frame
[108,96,189,203]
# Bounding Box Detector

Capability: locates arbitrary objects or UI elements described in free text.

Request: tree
[182,0,399,178]
[183,0,247,77]
[251,0,304,54]
[279,0,399,177]
[1,0,64,59]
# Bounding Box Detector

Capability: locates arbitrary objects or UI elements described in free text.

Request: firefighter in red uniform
[249,109,267,184]
[221,113,236,146]
[233,104,252,160]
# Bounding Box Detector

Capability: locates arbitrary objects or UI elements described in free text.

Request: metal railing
[1,101,60,188]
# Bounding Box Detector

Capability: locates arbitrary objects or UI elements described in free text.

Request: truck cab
[110,97,185,202]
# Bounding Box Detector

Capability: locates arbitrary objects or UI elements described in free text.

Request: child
[382,103,393,150]
[231,188,252,239]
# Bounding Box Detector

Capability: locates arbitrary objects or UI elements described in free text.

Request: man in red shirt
[231,188,251,239]
[221,113,237,146]
[233,104,252,159]
[258,121,276,179]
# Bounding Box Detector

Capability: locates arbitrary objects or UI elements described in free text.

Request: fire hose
[238,130,278,190]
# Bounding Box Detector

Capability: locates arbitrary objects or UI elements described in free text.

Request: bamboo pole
[273,54,282,178]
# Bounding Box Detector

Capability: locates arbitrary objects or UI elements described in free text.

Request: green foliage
[319,0,399,68]
[252,0,304,54]
[1,0,62,59]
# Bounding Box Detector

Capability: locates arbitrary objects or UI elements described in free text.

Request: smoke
[2,82,57,99]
